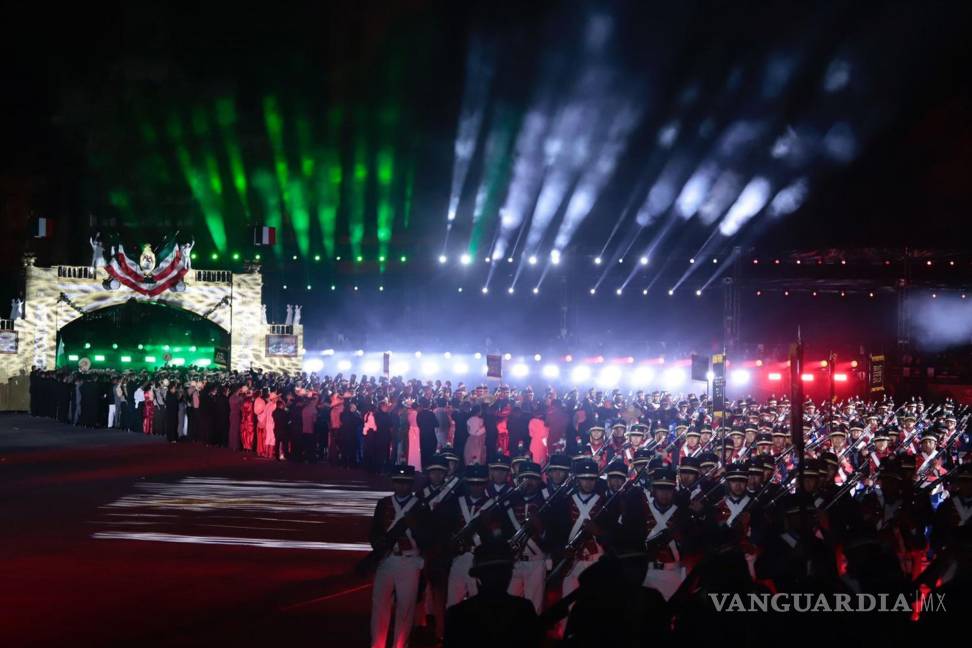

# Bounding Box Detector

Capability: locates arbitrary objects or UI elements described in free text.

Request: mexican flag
[105,241,189,296]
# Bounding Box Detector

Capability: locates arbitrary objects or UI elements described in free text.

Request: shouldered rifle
[449,481,524,548]
[545,464,649,585]
[508,478,574,555]
[355,476,462,575]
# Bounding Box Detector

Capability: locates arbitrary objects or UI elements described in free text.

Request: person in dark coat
[228,386,243,451]
[417,398,439,468]
[339,400,364,468]
[214,385,230,447]
[164,384,180,443]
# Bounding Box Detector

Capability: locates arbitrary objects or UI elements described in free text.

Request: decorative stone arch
[0,254,303,380]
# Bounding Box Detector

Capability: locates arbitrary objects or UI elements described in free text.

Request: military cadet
[679,425,703,461]
[608,422,628,460]
[561,458,607,602]
[754,432,773,457]
[503,461,547,612]
[486,455,513,499]
[446,464,492,607]
[370,465,424,648]
[542,453,572,497]
[440,446,460,477]
[674,456,702,508]
[642,465,688,599]
[623,423,648,463]
[916,429,947,482]
[418,454,460,639]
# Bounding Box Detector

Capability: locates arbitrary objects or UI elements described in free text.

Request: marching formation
[365,394,972,647]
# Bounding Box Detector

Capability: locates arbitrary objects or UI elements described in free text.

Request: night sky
[2,0,970,350]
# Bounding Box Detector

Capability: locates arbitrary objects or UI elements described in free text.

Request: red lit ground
[0,415,384,647]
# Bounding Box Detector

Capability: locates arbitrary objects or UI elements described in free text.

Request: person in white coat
[464,406,486,465]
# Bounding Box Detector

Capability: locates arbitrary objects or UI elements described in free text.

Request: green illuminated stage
[55,300,230,372]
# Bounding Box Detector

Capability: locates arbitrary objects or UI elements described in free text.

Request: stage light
[443,352,452,359]
[379,286,384,292]
[504,353,512,361]
[508,287,515,294]
[534,354,542,362]
[753,259,759,264]
[400,255,407,263]
[564,354,574,363]
[820,360,828,368]
[932,293,937,299]
[616,288,622,296]
[731,369,750,386]
[306,284,312,291]
[706,370,715,381]
[550,250,561,265]
[120,356,131,363]
[774,259,780,265]
[834,373,848,382]
[695,290,702,296]
[532,287,539,295]
[353,286,358,291]
[356,256,363,263]
[796,259,801,265]
[354,349,364,357]
[713,258,718,264]
[145,356,157,363]
[421,361,440,376]
[631,366,655,387]
[303,358,324,373]
[254,254,261,261]
[363,360,381,374]
[768,372,782,381]
[460,254,471,265]
[784,291,789,296]
[528,255,538,265]
[379,256,386,263]
[597,366,622,388]
[482,287,489,294]
[314,254,320,261]
[841,259,846,265]
[542,364,560,379]
[594,257,603,265]
[438,255,448,264]
[640,256,648,266]
[474,352,482,360]
[283,284,288,290]
[507,257,514,263]
[571,365,591,384]
[668,289,674,296]
[337,360,352,371]
[163,345,170,351]
[322,349,335,356]
[211,253,219,260]
[812,291,818,297]
[331,285,336,291]
[868,292,874,298]
[511,363,530,378]
[170,358,185,366]
[68,354,79,361]
[926,260,932,266]
[232,252,240,261]
[642,289,648,295]
[292,255,298,261]
[618,258,624,264]
[801,373,814,382]
[112,343,118,349]
[189,346,197,352]
[414,351,423,358]
[590,288,596,295]
[391,361,410,375]
[840,291,846,297]
[963,294,967,299]
[851,360,859,368]
[453,361,469,375]
[337,256,342,261]
[662,367,687,389]
[689,258,695,264]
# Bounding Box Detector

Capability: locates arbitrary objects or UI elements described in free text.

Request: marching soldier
[623,423,649,463]
[446,464,493,607]
[561,458,607,601]
[370,465,424,648]
[486,455,513,499]
[678,425,703,461]
[503,461,547,612]
[642,466,689,599]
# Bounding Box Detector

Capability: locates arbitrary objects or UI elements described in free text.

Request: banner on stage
[486,354,502,379]
[869,354,885,393]
[691,354,709,383]
[711,353,725,423]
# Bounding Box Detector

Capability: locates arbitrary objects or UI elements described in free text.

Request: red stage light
[801,373,814,382]
[850,360,859,368]
[834,373,848,382]
[820,360,828,368]
[755,359,763,367]
[768,372,782,381]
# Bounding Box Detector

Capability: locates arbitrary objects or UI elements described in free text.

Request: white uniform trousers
[507,558,546,613]
[446,552,477,607]
[559,558,597,637]
[371,555,423,648]
[642,562,686,600]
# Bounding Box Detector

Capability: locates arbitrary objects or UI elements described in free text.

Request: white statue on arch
[89,233,105,270]
[285,304,293,326]
[181,240,195,270]
[260,304,268,325]
[9,298,20,320]
[293,305,301,327]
